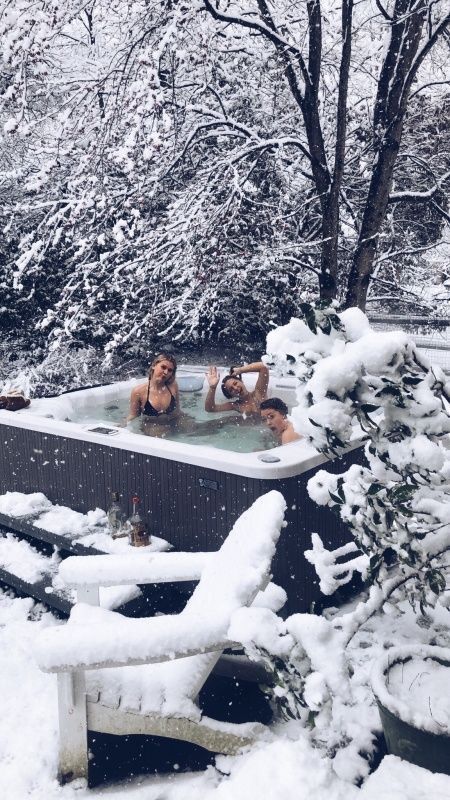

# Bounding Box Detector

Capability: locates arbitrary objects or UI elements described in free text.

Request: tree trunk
[318,198,339,299]
[345,135,401,308]
[321,0,353,302]
[344,0,427,309]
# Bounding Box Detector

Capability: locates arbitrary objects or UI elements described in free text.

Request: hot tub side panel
[268,448,364,614]
[0,424,362,613]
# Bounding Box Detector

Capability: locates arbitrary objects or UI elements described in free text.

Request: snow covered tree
[1,1,449,354]
[201,0,450,309]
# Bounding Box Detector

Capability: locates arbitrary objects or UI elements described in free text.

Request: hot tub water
[66,390,280,453]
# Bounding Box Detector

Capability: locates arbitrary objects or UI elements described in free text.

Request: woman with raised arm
[127,353,180,426]
[204,361,269,418]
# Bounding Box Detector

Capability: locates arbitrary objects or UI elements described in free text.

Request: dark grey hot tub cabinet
[0,419,362,615]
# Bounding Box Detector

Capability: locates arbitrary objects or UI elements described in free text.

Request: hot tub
[0,367,363,614]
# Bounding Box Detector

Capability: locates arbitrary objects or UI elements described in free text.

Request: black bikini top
[142,382,177,417]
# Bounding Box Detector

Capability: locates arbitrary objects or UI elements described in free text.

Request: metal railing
[368,316,450,374]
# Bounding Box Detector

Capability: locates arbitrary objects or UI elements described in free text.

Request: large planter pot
[372,645,450,775]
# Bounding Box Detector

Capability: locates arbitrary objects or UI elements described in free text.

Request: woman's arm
[171,381,181,417]
[127,385,143,422]
[231,361,269,399]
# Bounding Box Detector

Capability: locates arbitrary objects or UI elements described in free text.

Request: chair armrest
[59,551,213,588]
[35,604,234,672]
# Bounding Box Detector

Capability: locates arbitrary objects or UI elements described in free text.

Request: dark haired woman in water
[204,362,269,418]
[127,353,180,425]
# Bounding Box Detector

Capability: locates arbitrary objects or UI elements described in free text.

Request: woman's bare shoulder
[130,382,147,397]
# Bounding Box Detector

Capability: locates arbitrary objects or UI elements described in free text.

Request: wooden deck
[0,513,185,618]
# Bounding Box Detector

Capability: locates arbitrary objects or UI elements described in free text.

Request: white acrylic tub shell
[0,368,339,480]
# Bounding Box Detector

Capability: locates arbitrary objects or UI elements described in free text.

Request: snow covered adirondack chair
[35,491,286,784]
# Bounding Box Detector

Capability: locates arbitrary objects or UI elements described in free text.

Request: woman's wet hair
[148,352,177,384]
[221,374,239,400]
[260,397,288,416]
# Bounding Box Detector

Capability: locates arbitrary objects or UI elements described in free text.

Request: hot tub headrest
[177,374,205,392]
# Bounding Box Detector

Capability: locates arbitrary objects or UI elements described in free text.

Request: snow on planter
[372,645,450,735]
[372,645,450,775]
[372,644,450,736]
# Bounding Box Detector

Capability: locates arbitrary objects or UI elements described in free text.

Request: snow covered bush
[230,301,450,781]
[266,301,450,612]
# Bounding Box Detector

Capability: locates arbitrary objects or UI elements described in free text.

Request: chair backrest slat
[184,491,286,621]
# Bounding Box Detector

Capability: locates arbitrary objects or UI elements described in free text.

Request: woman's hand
[206,365,220,388]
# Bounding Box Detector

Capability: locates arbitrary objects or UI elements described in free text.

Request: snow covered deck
[0,493,172,617]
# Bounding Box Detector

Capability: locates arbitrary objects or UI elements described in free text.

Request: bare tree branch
[375,0,393,22]
[389,169,450,202]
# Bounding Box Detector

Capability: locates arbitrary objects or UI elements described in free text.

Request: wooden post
[57,671,88,784]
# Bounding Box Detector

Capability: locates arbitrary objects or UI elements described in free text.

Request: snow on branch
[389,169,450,203]
[202,0,306,62]
[304,534,369,595]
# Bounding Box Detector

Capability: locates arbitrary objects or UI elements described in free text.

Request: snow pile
[212,737,358,800]
[0,491,52,518]
[359,754,450,799]
[0,533,54,583]
[3,579,450,798]
[0,594,60,799]
[35,506,107,538]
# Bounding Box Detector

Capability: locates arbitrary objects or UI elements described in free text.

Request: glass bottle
[129,494,150,547]
[107,491,126,539]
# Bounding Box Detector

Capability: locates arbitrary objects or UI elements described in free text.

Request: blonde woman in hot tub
[127,353,180,434]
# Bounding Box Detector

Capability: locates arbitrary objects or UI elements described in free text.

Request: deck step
[0,522,184,618]
[0,524,146,611]
[0,511,103,614]
[0,529,149,617]
[0,566,73,615]
[0,531,73,614]
[0,511,103,556]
